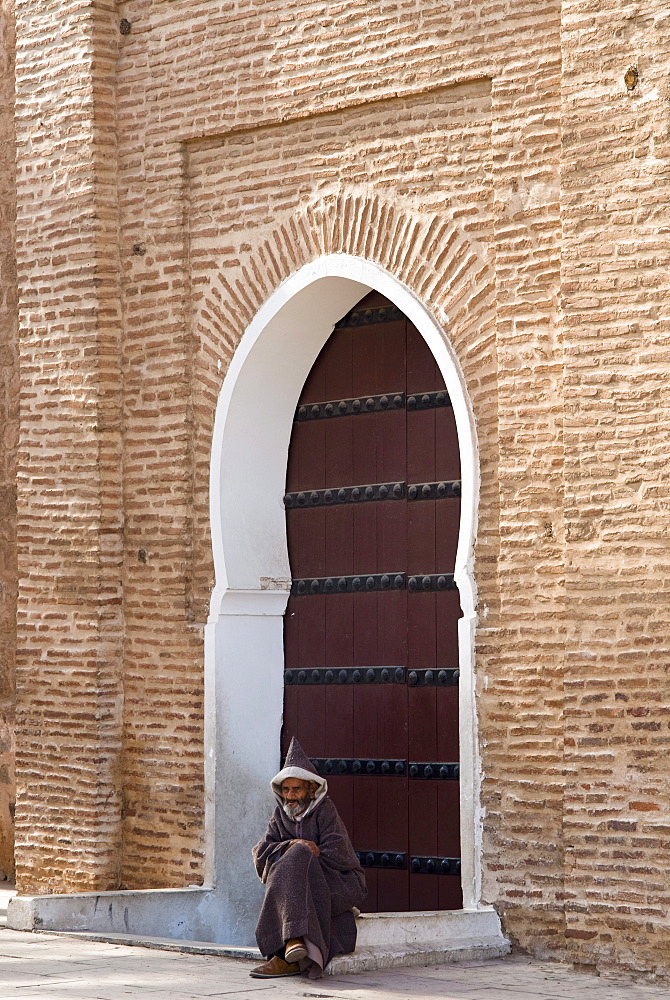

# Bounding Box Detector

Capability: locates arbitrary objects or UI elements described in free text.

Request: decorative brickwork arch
[206,253,494,942]
[190,189,500,630]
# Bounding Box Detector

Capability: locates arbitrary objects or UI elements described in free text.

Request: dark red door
[282,291,462,912]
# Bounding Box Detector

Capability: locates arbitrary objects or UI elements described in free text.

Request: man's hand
[288,838,320,857]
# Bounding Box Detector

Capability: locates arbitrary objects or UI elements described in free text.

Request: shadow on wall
[0,708,14,883]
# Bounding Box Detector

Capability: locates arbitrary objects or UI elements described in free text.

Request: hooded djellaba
[251,737,367,979]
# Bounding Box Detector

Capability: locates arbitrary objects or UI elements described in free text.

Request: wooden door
[282,291,462,912]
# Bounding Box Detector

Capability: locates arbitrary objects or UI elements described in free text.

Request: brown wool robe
[252,739,367,978]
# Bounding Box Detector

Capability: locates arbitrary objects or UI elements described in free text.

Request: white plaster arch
[205,254,485,944]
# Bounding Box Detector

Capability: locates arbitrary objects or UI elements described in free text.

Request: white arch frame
[205,254,484,943]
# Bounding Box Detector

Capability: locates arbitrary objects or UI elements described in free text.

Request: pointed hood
[271,737,328,819]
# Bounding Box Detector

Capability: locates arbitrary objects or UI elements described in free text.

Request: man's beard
[283,798,308,819]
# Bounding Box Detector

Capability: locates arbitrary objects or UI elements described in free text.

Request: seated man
[250,737,367,979]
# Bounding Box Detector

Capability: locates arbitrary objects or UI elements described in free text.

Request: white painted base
[0,884,15,927]
[6,888,215,940]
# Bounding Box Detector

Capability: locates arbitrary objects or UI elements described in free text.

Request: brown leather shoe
[249,955,301,978]
[284,937,308,963]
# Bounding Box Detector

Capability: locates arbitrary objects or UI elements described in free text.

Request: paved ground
[0,929,666,1000]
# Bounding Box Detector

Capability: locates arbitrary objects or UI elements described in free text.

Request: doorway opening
[282,290,462,911]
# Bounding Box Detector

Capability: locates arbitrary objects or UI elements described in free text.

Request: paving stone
[0,931,668,1000]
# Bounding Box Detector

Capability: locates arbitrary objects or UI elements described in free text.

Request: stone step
[38,931,262,961]
[328,908,510,974]
[328,940,510,975]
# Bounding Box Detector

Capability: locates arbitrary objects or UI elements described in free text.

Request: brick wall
[13,0,124,891]
[108,0,565,901]
[559,0,670,977]
[7,0,670,980]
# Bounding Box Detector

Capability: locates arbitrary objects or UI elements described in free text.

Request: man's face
[281,778,313,818]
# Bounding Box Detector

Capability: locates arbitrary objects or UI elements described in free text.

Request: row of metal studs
[284,667,459,686]
[310,758,406,776]
[285,667,406,685]
[334,305,404,328]
[283,480,461,508]
[409,762,459,780]
[307,758,459,779]
[284,482,403,508]
[296,393,403,421]
[295,389,452,422]
[354,852,461,874]
[411,856,461,875]
[290,573,456,595]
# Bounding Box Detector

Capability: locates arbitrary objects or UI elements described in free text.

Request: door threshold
[328,907,510,974]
